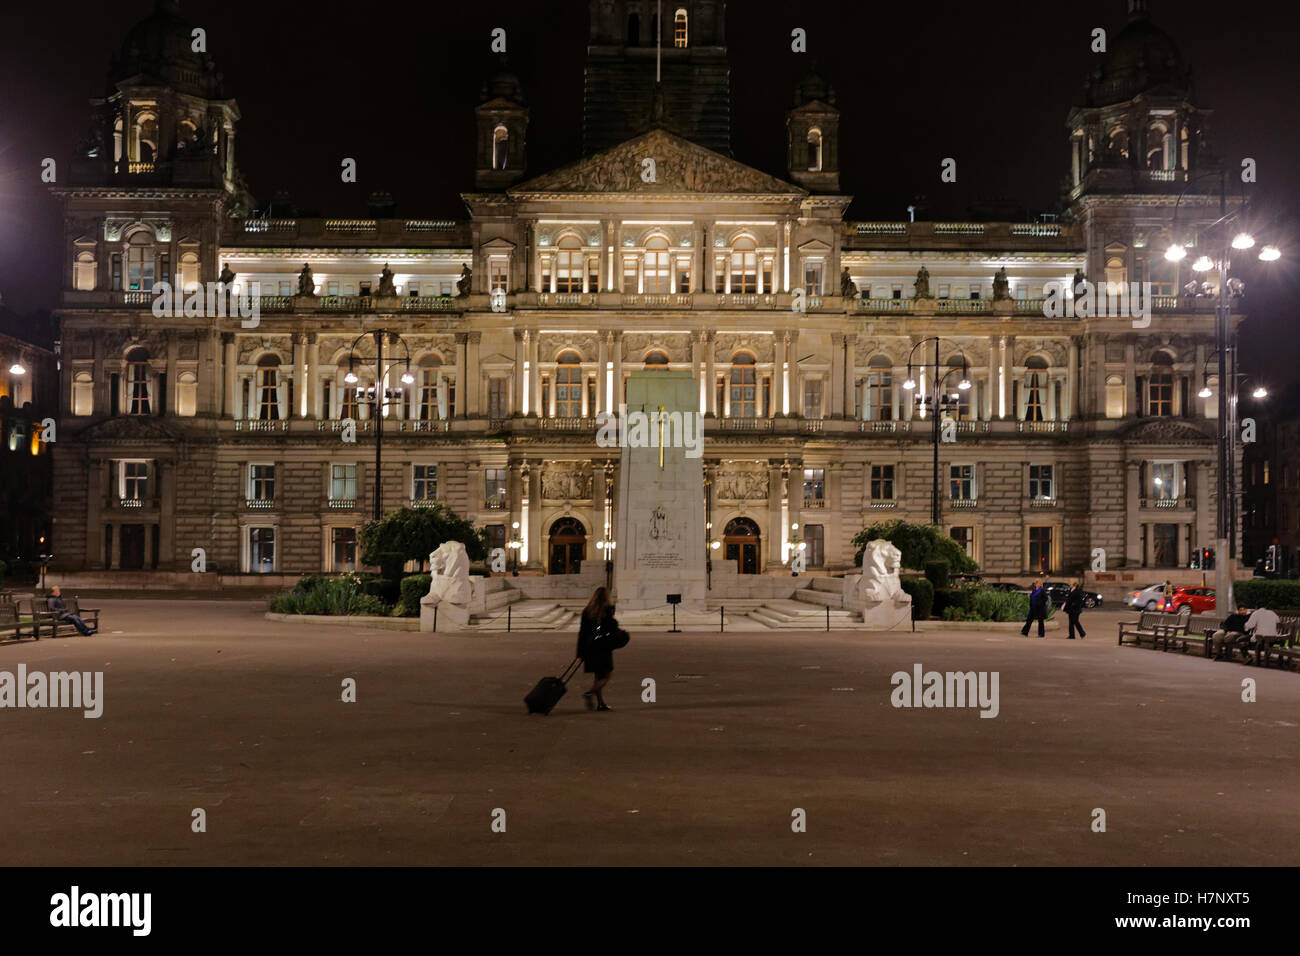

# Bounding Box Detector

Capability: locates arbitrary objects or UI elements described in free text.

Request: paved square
[2,600,1297,866]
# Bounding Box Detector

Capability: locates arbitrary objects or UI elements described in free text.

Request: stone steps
[747,599,862,630]
[472,599,574,631]
[793,587,843,609]
[810,577,845,593]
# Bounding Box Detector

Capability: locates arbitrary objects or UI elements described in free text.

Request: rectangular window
[715,376,725,414]
[802,261,823,296]
[441,282,452,296]
[804,524,824,568]
[488,378,508,419]
[713,256,726,292]
[969,284,981,300]
[1028,526,1053,573]
[938,283,950,298]
[331,527,357,572]
[541,375,551,416]
[803,468,825,503]
[257,367,280,420]
[871,464,895,500]
[413,464,437,502]
[327,280,340,296]
[891,283,903,300]
[484,468,507,507]
[675,258,691,294]
[249,527,275,573]
[732,251,757,293]
[587,257,600,293]
[950,526,973,556]
[121,460,149,500]
[359,281,372,297]
[1151,462,1177,500]
[406,282,418,297]
[330,464,358,502]
[622,256,638,293]
[803,378,823,419]
[762,376,772,416]
[1029,464,1053,500]
[761,257,774,292]
[949,464,975,500]
[280,280,293,297]
[490,258,509,293]
[249,463,275,501]
[1024,372,1046,422]
[1148,372,1173,416]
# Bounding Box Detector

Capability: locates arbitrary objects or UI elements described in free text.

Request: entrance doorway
[120,524,145,570]
[548,516,587,574]
[723,517,761,574]
[1153,523,1178,567]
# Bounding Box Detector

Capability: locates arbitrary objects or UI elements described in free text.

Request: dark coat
[47,595,70,618]
[577,607,620,675]
[1063,586,1085,615]
[1028,586,1048,615]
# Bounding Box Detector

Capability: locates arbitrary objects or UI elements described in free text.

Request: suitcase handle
[560,657,582,683]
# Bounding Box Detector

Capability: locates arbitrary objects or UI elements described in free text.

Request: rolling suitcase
[524,657,582,715]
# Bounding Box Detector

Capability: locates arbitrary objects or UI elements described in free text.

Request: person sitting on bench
[1210,606,1250,660]
[46,586,96,636]
[1241,606,1281,664]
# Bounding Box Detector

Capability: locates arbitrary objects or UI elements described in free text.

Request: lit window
[556,238,583,293]
[1148,352,1174,417]
[413,464,438,502]
[249,464,276,501]
[644,237,671,294]
[126,347,151,415]
[74,251,97,291]
[730,238,757,293]
[556,352,583,417]
[493,126,509,170]
[729,353,757,418]
[1105,375,1125,418]
[807,128,822,172]
[1023,356,1048,422]
[871,465,895,500]
[330,464,358,502]
[1029,464,1053,500]
[674,8,688,47]
[249,527,275,573]
[949,465,975,501]
[72,371,94,416]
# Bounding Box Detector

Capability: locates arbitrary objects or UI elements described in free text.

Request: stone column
[694,222,705,293]
[830,333,845,418]
[513,330,525,415]
[705,332,717,417]
[597,333,609,413]
[526,460,543,569]
[1125,460,1142,567]
[788,458,804,559]
[455,333,468,417]
[222,333,236,417]
[691,333,704,414]
[1125,340,1137,417]
[528,334,541,418]
[774,332,787,416]
[292,334,307,418]
[611,331,623,409]
[1001,336,1015,420]
[1066,338,1079,421]
[768,461,786,569]
[826,462,844,567]
[307,334,321,419]
[159,456,176,569]
[466,332,481,416]
[507,459,524,526]
[789,329,802,416]
[843,333,857,420]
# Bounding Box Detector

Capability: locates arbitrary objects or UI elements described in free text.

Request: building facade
[49,0,1242,584]
[0,304,56,572]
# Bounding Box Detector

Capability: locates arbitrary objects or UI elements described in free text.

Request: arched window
[74,251,97,291]
[807,128,823,172]
[126,347,152,415]
[1023,356,1048,422]
[556,351,583,417]
[644,351,670,369]
[113,115,123,164]
[72,370,94,417]
[416,354,444,421]
[176,370,198,417]
[864,356,892,421]
[729,352,757,418]
[493,125,509,170]
[256,354,282,421]
[729,237,757,294]
[627,12,640,45]
[946,356,971,419]
[1105,255,1127,294]
[1105,374,1125,419]
[1179,126,1189,169]
[1145,121,1170,170]
[556,237,583,292]
[1148,351,1174,417]
[126,232,156,291]
[1107,126,1129,160]
[674,8,688,47]
[644,236,670,294]
[180,251,200,292]
[132,112,158,164]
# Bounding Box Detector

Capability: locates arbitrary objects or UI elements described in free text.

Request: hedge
[1232,579,1300,610]
[399,574,432,617]
[900,577,934,619]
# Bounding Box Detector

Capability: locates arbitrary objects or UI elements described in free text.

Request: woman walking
[576,587,626,712]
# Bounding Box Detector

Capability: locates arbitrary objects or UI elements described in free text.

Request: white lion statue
[860,539,905,603]
[423,540,473,606]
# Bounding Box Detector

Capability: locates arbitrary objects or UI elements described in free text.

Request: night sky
[1,0,1295,383]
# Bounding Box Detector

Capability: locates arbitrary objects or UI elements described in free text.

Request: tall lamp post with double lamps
[343,329,416,521]
[1164,177,1281,614]
[902,338,971,526]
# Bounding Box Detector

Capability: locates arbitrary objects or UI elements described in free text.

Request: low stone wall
[265,612,418,631]
[51,571,298,590]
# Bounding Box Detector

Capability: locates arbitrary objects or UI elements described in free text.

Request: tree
[851,520,978,574]
[360,505,488,584]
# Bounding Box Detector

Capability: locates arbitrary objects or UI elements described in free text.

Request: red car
[1158,586,1216,613]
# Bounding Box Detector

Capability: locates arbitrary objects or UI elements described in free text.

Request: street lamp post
[903,338,971,526]
[1165,176,1281,614]
[344,329,415,521]
[508,521,522,576]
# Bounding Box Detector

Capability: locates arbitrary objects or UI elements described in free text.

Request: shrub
[399,574,432,617]
[1233,579,1300,610]
[925,560,950,590]
[359,505,487,587]
[852,521,978,575]
[270,573,393,616]
[900,576,934,619]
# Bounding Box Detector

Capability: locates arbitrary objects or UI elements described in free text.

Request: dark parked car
[1042,582,1103,609]
[986,581,1028,594]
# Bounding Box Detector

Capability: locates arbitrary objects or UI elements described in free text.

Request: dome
[111,0,223,97]
[794,67,836,108]
[1083,3,1189,106]
[482,57,525,104]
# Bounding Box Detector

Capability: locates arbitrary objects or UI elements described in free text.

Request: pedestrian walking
[1162,579,1175,611]
[1063,578,1087,639]
[575,586,628,712]
[1020,578,1048,638]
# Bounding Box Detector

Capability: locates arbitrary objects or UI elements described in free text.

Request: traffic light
[1202,548,1214,570]
[1266,544,1278,573]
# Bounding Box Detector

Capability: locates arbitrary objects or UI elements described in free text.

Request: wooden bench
[0,602,37,642]
[32,597,101,638]
[1253,612,1300,668]
[1118,611,1188,648]
[1160,612,1220,654]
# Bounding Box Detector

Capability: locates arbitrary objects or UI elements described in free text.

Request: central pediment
[509,129,806,197]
